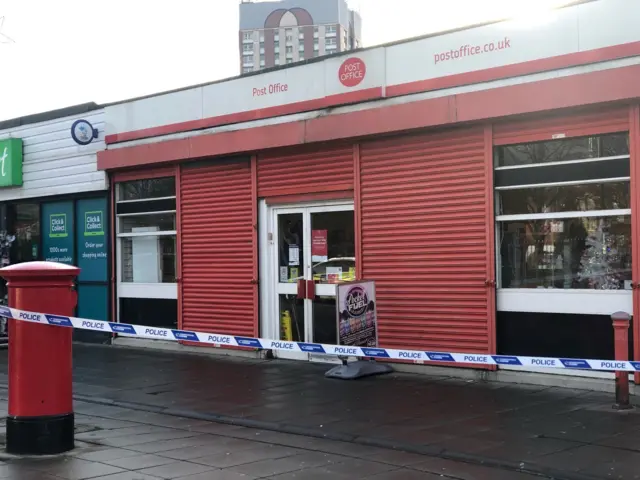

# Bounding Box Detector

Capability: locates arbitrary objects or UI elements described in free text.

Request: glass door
[270,203,355,361]
[274,209,306,360]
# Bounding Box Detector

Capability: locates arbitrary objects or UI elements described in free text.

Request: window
[496,133,631,291]
[243,44,253,52]
[326,25,337,34]
[326,38,337,46]
[286,58,293,64]
[275,58,280,65]
[243,66,253,73]
[299,44,304,51]
[260,53,265,62]
[9,203,40,264]
[299,32,304,40]
[286,46,293,53]
[285,28,293,42]
[274,40,279,48]
[243,31,252,41]
[116,177,177,286]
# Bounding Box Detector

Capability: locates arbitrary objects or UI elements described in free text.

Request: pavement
[0,397,546,480]
[0,344,640,479]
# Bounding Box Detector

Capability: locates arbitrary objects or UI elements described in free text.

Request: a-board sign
[336,280,377,348]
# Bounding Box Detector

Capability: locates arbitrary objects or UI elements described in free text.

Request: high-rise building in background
[239,0,363,74]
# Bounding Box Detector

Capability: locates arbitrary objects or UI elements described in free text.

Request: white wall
[0,109,107,201]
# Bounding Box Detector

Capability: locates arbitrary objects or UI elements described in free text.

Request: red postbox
[0,261,79,455]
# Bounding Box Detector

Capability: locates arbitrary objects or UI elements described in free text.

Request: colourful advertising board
[336,280,378,348]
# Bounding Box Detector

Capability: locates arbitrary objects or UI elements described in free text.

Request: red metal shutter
[360,127,490,353]
[258,144,353,197]
[493,107,629,145]
[180,159,255,336]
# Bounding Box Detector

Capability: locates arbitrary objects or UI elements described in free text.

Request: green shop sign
[0,138,23,187]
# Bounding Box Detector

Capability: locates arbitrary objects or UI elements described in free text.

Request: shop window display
[496,133,631,290]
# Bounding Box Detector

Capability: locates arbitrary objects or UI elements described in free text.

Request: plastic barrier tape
[2,305,638,372]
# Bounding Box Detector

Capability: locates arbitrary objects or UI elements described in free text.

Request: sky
[0,0,570,122]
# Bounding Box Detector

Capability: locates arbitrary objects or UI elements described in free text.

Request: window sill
[118,283,178,299]
[497,288,632,315]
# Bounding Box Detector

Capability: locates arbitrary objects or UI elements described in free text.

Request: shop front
[99,0,640,375]
[0,104,110,343]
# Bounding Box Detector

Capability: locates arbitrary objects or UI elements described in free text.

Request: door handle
[297,279,306,299]
[306,280,316,300]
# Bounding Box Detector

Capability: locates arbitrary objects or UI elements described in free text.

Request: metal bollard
[0,261,79,454]
[611,311,632,410]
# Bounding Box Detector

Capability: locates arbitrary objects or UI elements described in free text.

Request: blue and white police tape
[2,305,637,372]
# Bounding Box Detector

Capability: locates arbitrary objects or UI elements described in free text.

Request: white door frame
[259,199,355,360]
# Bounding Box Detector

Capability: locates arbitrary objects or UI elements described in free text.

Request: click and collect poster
[42,201,75,265]
[76,198,108,283]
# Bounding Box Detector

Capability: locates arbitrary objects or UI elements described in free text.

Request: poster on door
[336,280,378,347]
[311,229,328,262]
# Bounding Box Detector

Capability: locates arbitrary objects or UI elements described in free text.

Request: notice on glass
[77,198,109,283]
[42,201,75,265]
[289,267,299,281]
[279,266,289,283]
[288,245,300,266]
[336,280,378,348]
[311,229,328,262]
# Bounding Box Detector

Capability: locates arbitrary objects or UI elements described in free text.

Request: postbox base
[6,413,74,455]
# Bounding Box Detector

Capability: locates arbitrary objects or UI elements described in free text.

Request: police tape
[2,304,637,372]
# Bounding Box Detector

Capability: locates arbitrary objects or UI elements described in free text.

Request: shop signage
[338,57,366,88]
[70,119,99,146]
[106,0,640,143]
[77,198,108,283]
[0,138,23,187]
[311,229,328,262]
[43,201,74,265]
[336,280,378,348]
